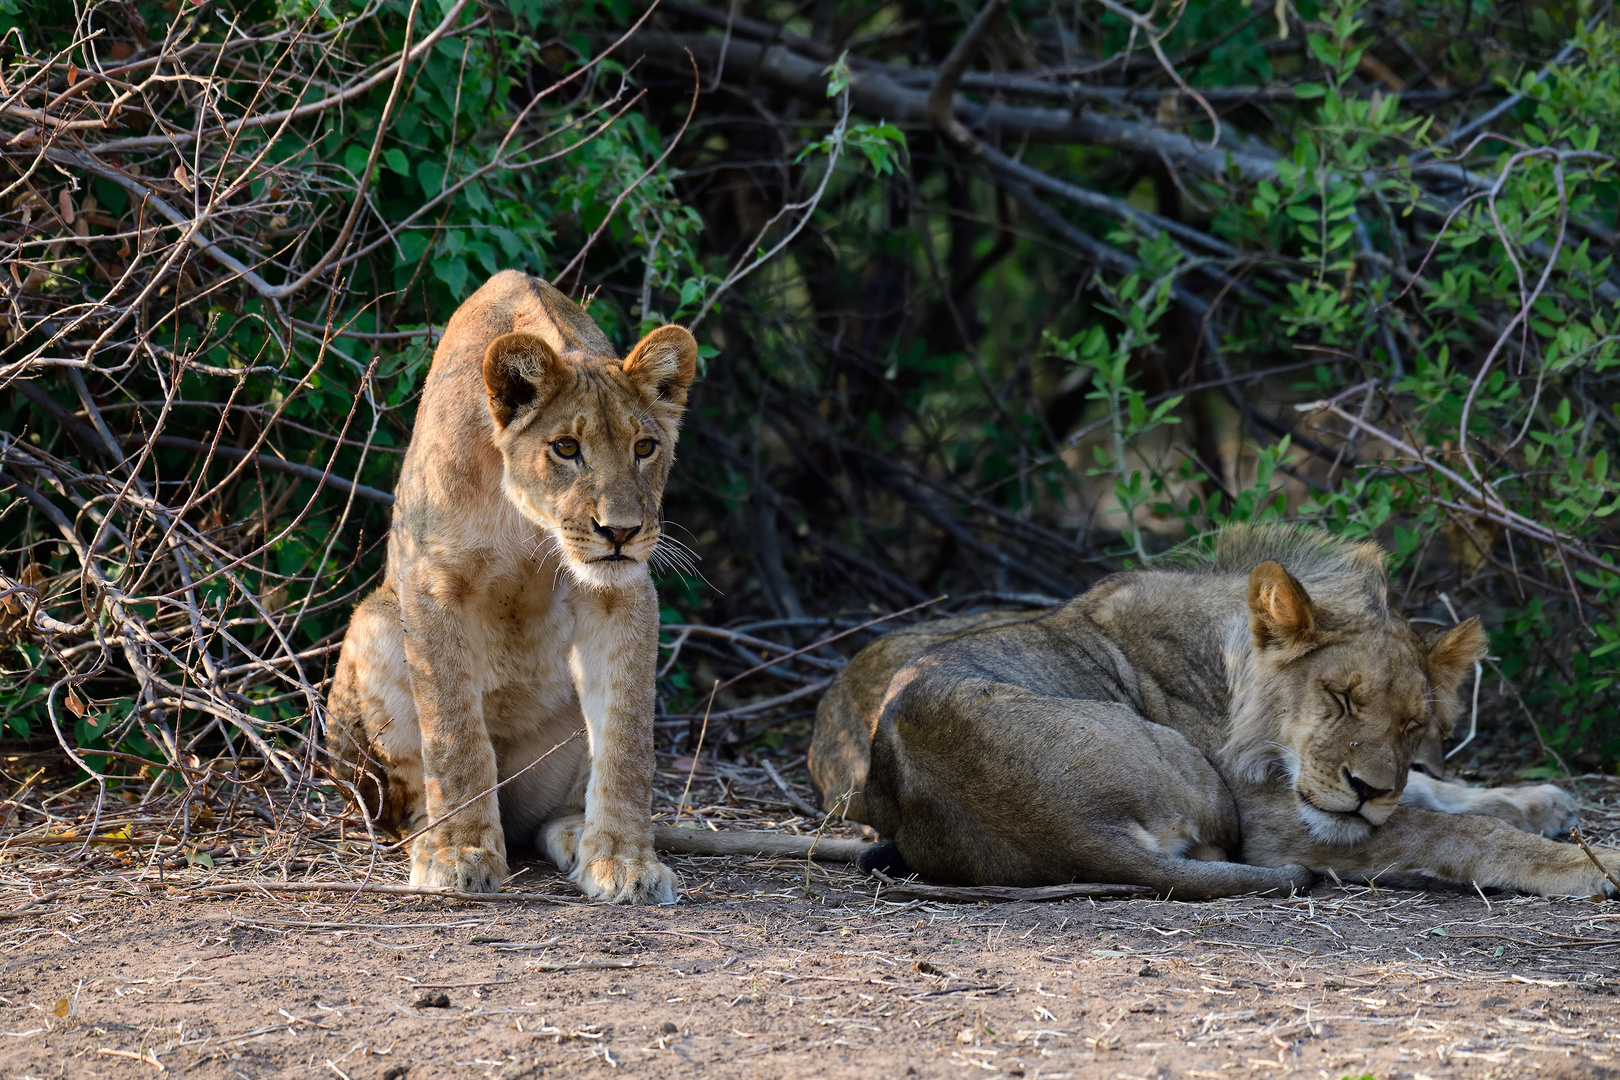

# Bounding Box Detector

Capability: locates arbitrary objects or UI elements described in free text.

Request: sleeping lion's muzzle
[1295,768,1402,842]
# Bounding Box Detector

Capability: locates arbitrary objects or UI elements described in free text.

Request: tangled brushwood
[0,0,700,833]
[1,0,1619,871]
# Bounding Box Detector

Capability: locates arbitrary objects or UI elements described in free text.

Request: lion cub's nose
[593,520,642,551]
[1343,769,1391,804]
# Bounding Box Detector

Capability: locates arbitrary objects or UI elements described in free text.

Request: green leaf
[343,142,372,180]
[433,257,469,297]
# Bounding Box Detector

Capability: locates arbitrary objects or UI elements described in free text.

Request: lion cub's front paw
[578,850,678,905]
[541,816,677,904]
[410,832,508,894]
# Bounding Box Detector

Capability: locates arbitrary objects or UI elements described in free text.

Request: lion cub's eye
[552,437,580,459]
[634,438,657,459]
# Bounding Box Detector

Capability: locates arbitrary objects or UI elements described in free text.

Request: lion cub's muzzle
[590,519,644,562]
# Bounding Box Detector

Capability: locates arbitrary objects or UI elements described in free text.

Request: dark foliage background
[2,0,1618,821]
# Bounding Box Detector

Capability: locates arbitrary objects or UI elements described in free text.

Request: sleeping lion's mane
[1203,524,1410,782]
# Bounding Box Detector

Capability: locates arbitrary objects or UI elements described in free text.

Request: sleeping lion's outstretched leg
[866,681,1312,900]
[1400,770,1579,838]
[1241,795,1619,896]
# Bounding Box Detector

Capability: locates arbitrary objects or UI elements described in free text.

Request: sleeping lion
[809,525,1618,898]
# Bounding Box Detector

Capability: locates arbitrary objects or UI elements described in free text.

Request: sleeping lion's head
[1224,551,1487,845]
[482,319,698,590]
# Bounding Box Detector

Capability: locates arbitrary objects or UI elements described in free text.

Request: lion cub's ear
[484,332,564,429]
[623,325,698,407]
[1247,561,1316,651]
[1424,617,1487,699]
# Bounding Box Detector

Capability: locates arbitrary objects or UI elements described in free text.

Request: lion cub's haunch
[328,271,696,903]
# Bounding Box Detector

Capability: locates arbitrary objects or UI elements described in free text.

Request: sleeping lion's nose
[1344,769,1390,804]
[592,520,641,550]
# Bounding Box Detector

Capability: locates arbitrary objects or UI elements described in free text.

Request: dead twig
[1571,825,1620,894]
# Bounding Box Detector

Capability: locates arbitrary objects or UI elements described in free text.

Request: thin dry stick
[95,1048,165,1072]
[803,787,855,895]
[761,757,821,818]
[715,596,945,693]
[0,888,69,918]
[675,680,720,822]
[384,727,584,852]
[868,870,1153,903]
[190,881,575,903]
[558,48,702,291]
[687,65,855,330]
[1571,826,1620,894]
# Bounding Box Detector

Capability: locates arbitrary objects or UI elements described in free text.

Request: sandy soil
[1,851,1618,1080]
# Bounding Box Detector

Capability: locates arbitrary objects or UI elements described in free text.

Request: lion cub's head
[482,324,698,589]
[1227,559,1487,844]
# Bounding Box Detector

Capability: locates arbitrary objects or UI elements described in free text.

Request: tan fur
[808,609,1054,821]
[810,525,1612,898]
[327,271,697,903]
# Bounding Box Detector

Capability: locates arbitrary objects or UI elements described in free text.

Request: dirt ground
[1,760,1618,1079]
[2,855,1619,1080]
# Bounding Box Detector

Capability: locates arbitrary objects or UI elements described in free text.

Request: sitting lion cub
[328,270,696,903]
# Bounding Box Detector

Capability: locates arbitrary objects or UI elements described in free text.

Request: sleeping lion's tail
[652,825,872,863]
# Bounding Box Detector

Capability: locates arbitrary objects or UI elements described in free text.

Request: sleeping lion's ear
[1424,617,1487,699]
[623,325,698,406]
[483,332,563,429]
[1247,561,1316,651]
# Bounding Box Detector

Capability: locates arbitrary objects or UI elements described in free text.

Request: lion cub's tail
[652,825,871,863]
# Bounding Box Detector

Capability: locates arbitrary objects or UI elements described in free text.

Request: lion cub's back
[809,608,1054,821]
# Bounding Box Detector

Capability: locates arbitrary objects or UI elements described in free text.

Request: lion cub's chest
[460,555,578,712]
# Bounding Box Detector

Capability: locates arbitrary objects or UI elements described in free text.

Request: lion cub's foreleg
[397,575,508,894]
[541,579,677,904]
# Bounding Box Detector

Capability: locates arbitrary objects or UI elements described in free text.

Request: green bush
[2,0,1617,780]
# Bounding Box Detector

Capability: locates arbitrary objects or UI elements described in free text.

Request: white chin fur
[564,557,649,591]
[1297,801,1374,844]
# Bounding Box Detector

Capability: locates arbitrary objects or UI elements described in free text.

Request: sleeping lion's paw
[1597,852,1620,898]
[409,832,508,894]
[1505,783,1580,838]
[1277,864,1317,894]
[1546,847,1620,898]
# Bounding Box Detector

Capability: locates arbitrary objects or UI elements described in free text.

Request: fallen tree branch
[653,824,871,862]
